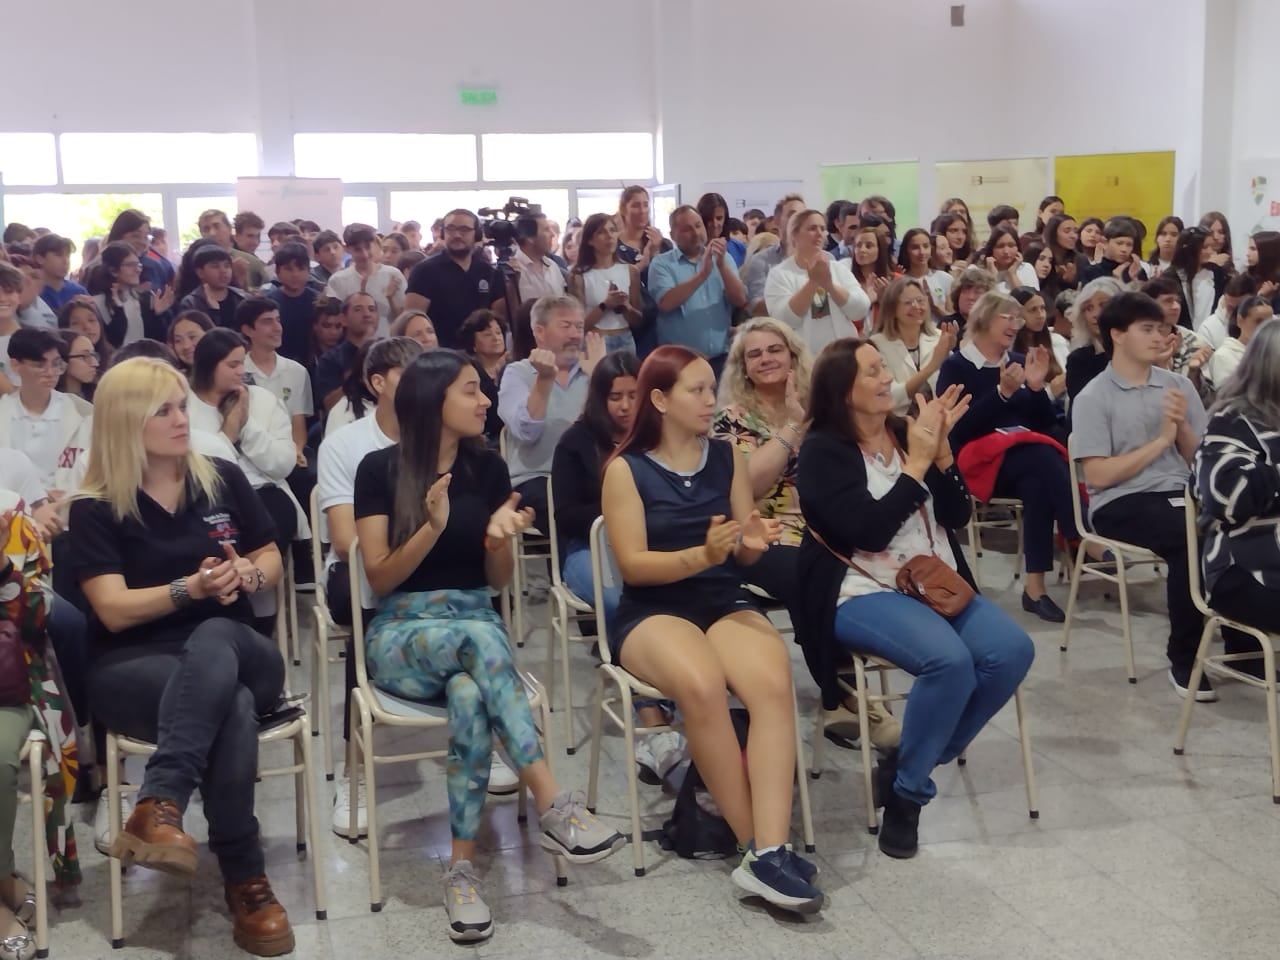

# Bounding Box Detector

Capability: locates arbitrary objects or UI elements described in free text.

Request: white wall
[0,0,1245,229]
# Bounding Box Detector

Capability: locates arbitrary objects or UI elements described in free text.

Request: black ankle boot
[878,788,921,859]
[872,750,899,810]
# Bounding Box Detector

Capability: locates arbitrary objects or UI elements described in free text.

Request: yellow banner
[1053,151,1175,236]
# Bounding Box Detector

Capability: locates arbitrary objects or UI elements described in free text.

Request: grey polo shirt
[1071,363,1207,518]
[743,243,785,310]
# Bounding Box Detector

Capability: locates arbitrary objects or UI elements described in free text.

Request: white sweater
[764,256,871,355]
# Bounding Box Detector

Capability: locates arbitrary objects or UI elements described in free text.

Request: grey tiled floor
[27,540,1280,958]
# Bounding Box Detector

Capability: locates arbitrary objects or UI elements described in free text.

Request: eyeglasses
[443,225,475,235]
[23,359,67,374]
[69,352,100,365]
[900,298,930,309]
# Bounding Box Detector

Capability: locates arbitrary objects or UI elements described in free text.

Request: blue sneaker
[785,844,819,884]
[731,846,823,914]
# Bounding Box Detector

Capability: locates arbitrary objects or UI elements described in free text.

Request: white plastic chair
[1174,485,1280,803]
[346,537,564,911]
[104,707,326,948]
[308,486,351,781]
[808,657,1039,832]
[545,477,596,754]
[498,428,551,649]
[16,730,48,959]
[1061,437,1164,683]
[583,517,816,877]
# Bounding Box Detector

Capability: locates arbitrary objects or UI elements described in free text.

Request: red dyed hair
[607,344,704,468]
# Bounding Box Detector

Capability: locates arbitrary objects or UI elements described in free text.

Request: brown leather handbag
[812,505,975,618]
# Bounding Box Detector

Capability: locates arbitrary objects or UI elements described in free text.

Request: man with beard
[404,209,505,348]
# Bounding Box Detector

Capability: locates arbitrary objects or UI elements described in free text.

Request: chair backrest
[347,536,376,690]
[309,486,327,607]
[1182,484,1214,617]
[589,516,616,665]
[1066,434,1089,536]
[547,474,564,589]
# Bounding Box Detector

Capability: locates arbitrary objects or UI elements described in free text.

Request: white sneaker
[332,775,368,838]
[487,752,520,796]
[93,791,133,856]
[645,731,687,783]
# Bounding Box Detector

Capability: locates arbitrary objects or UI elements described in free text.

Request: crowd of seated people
[1,182,1279,954]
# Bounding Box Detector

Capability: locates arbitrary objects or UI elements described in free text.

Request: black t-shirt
[265,282,325,365]
[353,444,511,593]
[68,458,277,657]
[314,339,358,404]
[405,253,501,349]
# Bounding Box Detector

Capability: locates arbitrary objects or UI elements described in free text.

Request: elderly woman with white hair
[1065,276,1126,409]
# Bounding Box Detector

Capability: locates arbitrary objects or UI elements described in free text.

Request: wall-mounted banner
[1232,159,1280,237]
[1054,152,1175,239]
[820,161,919,234]
[934,158,1051,244]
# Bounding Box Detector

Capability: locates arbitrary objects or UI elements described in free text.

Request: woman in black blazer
[795,338,1034,860]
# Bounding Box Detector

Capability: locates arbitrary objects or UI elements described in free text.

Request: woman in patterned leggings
[352,349,622,945]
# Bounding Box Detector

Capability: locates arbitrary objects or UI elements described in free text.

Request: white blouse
[581,263,632,334]
[764,256,872,356]
[837,448,957,601]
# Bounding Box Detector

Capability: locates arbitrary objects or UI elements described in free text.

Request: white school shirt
[316,414,394,607]
[325,264,403,336]
[245,352,314,418]
[995,262,1040,293]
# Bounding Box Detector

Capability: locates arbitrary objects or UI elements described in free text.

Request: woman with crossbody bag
[794,338,1034,860]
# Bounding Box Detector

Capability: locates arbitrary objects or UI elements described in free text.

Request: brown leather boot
[110,798,198,875]
[225,876,295,957]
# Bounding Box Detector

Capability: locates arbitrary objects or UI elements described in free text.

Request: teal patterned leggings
[365,589,544,840]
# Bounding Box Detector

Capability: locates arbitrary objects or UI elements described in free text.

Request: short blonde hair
[717,318,813,425]
[78,358,221,522]
[966,291,1023,339]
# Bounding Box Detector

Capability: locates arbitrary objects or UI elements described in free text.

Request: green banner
[820,161,919,232]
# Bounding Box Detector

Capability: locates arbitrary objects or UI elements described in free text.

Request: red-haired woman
[601,345,822,915]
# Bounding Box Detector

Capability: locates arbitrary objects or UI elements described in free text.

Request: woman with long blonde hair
[68,358,296,957]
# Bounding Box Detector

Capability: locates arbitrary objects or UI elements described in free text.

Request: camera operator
[404,209,505,349]
[507,213,567,308]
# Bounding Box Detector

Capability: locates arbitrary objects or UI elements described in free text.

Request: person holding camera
[405,209,506,350]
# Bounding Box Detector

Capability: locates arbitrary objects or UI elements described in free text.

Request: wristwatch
[169,577,193,609]
[597,301,607,312]
[252,566,266,593]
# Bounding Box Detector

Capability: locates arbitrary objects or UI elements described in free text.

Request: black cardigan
[550,420,607,549]
[795,426,975,709]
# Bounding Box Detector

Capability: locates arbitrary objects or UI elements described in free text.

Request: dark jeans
[514,476,549,539]
[325,561,373,744]
[993,443,1078,574]
[1093,491,1203,672]
[286,463,317,585]
[89,618,285,883]
[48,592,89,724]
[255,484,298,554]
[1209,566,1280,658]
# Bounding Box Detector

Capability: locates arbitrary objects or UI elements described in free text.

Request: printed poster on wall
[933,158,1050,244]
[820,162,919,234]
[1053,152,1175,239]
[1231,160,1280,237]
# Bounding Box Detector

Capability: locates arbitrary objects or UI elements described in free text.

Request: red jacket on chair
[957,431,1068,503]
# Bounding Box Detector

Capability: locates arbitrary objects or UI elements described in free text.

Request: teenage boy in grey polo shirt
[1071,292,1214,701]
[497,294,598,533]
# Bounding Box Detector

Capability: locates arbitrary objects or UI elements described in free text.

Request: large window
[481,133,653,182]
[3,193,164,267]
[294,134,477,183]
[390,190,570,234]
[59,134,257,185]
[176,196,237,249]
[0,133,57,186]
[342,196,379,230]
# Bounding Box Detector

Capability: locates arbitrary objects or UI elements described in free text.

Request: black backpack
[658,708,749,860]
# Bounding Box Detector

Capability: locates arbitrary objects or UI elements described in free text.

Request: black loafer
[1021,592,1066,623]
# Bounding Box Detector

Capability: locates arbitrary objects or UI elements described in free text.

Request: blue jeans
[833,592,1034,805]
[561,543,619,630]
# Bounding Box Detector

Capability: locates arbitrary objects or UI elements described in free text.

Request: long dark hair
[979,224,1022,268]
[896,227,933,275]
[850,227,893,284]
[574,213,618,274]
[610,345,702,464]
[1198,211,1234,259]
[808,337,877,445]
[1035,195,1065,231]
[106,209,149,245]
[191,327,248,420]
[1010,286,1062,379]
[1249,230,1280,285]
[696,192,728,240]
[342,341,377,421]
[1149,215,1185,264]
[1042,213,1077,264]
[85,241,139,296]
[1077,217,1105,255]
[581,351,641,451]
[930,212,972,262]
[57,298,113,366]
[389,350,485,548]
[1171,227,1211,319]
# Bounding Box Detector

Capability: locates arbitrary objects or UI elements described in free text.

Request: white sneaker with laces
[487,752,520,796]
[645,731,687,783]
[94,791,133,856]
[332,775,368,838]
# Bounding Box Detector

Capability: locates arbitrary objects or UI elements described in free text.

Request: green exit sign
[459,87,498,106]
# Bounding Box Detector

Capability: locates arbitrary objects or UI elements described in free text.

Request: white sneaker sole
[1169,670,1219,702]
[539,831,626,864]
[332,811,368,839]
[446,912,494,943]
[730,864,823,915]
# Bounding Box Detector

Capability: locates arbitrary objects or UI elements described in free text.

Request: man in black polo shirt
[404,208,504,348]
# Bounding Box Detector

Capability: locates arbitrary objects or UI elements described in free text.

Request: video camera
[478,197,542,262]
